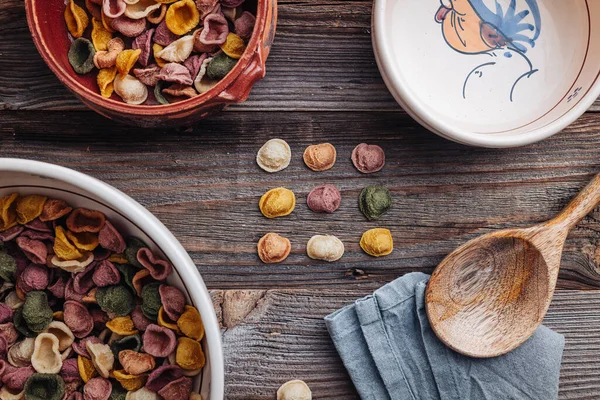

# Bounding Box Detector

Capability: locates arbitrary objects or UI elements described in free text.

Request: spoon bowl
[426,174,600,357]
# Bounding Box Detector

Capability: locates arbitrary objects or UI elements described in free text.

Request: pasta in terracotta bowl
[25,0,276,127]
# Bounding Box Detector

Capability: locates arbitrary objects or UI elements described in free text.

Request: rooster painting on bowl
[435,0,541,101]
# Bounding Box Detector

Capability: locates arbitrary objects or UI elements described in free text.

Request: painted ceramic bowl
[373,0,600,147]
[25,0,276,127]
[0,158,224,399]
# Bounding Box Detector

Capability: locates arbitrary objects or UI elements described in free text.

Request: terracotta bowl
[25,0,277,127]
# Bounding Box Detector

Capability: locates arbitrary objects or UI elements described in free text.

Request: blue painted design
[435,0,542,101]
[470,0,541,53]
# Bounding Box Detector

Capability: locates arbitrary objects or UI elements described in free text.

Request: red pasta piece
[131,305,152,332]
[73,263,97,295]
[221,0,245,7]
[84,377,112,400]
[183,54,207,80]
[48,276,68,299]
[142,324,177,358]
[97,221,125,254]
[234,11,256,40]
[133,64,162,86]
[157,63,193,85]
[154,20,179,46]
[114,16,150,38]
[199,14,229,46]
[3,365,34,391]
[103,0,125,18]
[0,323,19,346]
[66,209,106,233]
[16,237,47,265]
[17,264,50,293]
[137,248,172,281]
[66,392,84,400]
[90,308,109,331]
[158,285,185,321]
[0,360,14,378]
[0,225,23,242]
[92,260,120,287]
[193,29,218,53]
[0,304,12,325]
[195,0,218,18]
[132,28,155,67]
[60,358,82,384]
[39,199,72,222]
[145,365,184,392]
[24,219,52,233]
[65,278,85,302]
[64,300,94,339]
[158,376,192,400]
[19,229,54,241]
[0,336,7,360]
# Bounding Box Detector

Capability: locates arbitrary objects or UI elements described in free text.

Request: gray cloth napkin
[325,272,565,400]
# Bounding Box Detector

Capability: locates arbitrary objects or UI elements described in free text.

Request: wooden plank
[2,111,600,290]
[1,0,598,112]
[214,288,600,399]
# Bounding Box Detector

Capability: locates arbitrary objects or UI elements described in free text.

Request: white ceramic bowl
[0,158,224,399]
[373,0,600,147]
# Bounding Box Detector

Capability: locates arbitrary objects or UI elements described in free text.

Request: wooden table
[2,1,600,398]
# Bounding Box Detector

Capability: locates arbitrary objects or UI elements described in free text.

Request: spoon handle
[550,174,600,231]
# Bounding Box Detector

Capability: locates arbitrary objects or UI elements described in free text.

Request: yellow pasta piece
[15,195,47,225]
[97,66,118,98]
[0,193,19,232]
[259,188,296,218]
[102,12,116,33]
[106,316,138,336]
[64,0,90,39]
[54,226,84,261]
[177,305,204,341]
[66,231,99,251]
[113,369,147,391]
[175,337,205,370]
[165,0,200,35]
[107,253,129,264]
[78,355,97,383]
[360,228,394,257]
[220,33,246,59]
[91,18,113,51]
[116,49,141,78]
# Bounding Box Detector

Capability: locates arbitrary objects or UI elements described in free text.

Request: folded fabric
[325,272,564,400]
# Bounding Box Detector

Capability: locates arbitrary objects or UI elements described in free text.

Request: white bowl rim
[372,0,600,148]
[0,158,225,399]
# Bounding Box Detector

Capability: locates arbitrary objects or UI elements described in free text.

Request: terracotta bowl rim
[24,0,267,116]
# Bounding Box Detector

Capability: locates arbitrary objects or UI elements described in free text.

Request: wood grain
[427,174,600,358]
[2,0,600,396]
[0,0,597,112]
[2,111,600,291]
[214,288,600,399]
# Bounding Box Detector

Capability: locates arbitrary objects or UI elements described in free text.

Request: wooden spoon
[426,174,600,358]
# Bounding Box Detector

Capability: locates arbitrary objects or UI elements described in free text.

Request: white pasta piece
[114,75,149,105]
[156,35,194,63]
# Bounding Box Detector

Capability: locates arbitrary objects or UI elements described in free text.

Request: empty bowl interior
[374,0,600,144]
[0,161,223,399]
